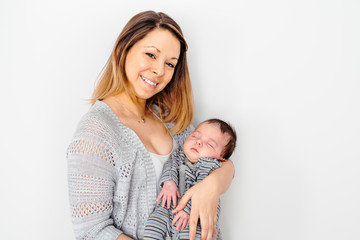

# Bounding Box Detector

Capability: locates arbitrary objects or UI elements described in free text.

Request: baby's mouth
[190,147,198,153]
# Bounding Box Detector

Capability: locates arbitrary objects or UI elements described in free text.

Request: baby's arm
[195,157,222,182]
[157,148,183,208]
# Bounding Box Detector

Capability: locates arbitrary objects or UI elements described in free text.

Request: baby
[144,118,237,240]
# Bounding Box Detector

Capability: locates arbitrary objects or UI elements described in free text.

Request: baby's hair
[202,118,237,159]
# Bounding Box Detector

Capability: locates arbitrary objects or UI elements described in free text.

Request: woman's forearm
[210,159,235,195]
[172,159,235,240]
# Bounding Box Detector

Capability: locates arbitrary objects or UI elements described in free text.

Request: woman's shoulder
[72,101,122,140]
[67,101,140,167]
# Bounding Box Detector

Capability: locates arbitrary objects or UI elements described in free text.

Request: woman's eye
[166,62,175,68]
[146,53,155,59]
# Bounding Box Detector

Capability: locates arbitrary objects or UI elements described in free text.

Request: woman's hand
[172,160,234,240]
[172,179,219,240]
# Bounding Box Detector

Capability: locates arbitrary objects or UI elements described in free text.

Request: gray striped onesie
[144,148,222,240]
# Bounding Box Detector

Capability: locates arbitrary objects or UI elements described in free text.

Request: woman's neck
[111,92,147,119]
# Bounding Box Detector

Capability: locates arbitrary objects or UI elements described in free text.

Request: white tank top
[148,138,178,194]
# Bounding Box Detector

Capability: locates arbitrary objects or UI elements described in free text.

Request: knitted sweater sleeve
[67,117,122,239]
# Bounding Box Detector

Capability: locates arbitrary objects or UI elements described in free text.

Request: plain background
[1,0,359,239]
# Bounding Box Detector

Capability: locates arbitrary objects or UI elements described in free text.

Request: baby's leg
[144,207,172,239]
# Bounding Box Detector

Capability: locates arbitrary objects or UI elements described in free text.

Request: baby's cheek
[182,147,191,158]
[215,150,223,159]
[182,139,191,152]
[206,149,221,160]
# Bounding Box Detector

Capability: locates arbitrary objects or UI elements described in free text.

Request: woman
[67,10,234,240]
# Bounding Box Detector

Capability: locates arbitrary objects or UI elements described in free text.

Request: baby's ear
[218,157,227,162]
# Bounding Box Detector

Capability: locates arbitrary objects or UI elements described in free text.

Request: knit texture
[67,101,194,240]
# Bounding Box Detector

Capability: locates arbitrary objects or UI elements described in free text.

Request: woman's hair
[91,10,193,134]
[202,118,237,159]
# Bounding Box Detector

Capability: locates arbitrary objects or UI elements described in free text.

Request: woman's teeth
[141,76,157,86]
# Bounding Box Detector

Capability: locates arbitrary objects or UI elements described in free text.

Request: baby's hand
[156,180,181,209]
[172,210,190,232]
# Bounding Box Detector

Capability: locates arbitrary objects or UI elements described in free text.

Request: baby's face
[183,122,230,163]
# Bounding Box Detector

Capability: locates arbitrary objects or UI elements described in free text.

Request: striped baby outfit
[144,148,222,240]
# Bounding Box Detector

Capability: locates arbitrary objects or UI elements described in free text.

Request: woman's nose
[152,61,165,76]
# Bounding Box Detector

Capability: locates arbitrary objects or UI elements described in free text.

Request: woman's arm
[67,136,123,239]
[172,159,234,240]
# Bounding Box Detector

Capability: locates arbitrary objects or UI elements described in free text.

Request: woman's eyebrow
[144,46,160,53]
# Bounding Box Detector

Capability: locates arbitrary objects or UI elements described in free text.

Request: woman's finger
[205,215,214,240]
[212,214,217,236]
[172,190,192,213]
[199,213,209,240]
[188,207,199,240]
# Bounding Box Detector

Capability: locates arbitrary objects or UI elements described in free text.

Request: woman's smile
[140,75,158,88]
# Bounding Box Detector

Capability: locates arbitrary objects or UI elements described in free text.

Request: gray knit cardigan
[67,101,194,240]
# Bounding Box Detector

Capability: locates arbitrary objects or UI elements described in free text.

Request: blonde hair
[91,11,193,135]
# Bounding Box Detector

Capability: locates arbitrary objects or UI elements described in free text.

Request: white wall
[1,0,359,239]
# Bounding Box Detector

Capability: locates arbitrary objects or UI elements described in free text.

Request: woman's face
[124,28,181,100]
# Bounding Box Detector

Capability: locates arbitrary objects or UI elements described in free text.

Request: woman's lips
[141,75,158,88]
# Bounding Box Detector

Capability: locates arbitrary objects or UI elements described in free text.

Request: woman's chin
[134,91,157,101]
